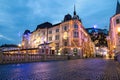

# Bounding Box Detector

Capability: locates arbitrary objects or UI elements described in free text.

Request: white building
[22,7,95,57]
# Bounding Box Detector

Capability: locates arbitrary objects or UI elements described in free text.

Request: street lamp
[18,44,21,54]
[18,44,21,47]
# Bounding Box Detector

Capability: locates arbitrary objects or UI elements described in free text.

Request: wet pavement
[0,58,120,80]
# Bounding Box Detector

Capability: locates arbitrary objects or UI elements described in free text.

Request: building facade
[22,8,95,57]
[108,1,120,55]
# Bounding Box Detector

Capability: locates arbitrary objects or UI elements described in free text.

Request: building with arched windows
[21,6,95,58]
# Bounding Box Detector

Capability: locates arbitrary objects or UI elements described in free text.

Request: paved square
[0,58,120,80]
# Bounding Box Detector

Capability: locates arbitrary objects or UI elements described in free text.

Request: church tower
[116,0,120,15]
[109,0,120,55]
[73,5,79,20]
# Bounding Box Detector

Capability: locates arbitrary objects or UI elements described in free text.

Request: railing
[0,53,81,64]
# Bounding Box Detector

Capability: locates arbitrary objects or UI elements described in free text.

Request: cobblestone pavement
[0,58,120,80]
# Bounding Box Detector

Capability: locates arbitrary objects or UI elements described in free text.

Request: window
[56,29,59,33]
[73,31,79,38]
[64,26,67,31]
[64,42,67,46]
[49,37,52,41]
[116,19,120,24]
[49,30,52,34]
[74,24,78,29]
[38,33,41,36]
[42,49,44,53]
[43,31,45,35]
[55,35,59,40]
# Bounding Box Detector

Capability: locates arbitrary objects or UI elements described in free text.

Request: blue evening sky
[0,0,119,45]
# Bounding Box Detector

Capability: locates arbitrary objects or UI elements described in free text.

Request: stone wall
[0,53,81,64]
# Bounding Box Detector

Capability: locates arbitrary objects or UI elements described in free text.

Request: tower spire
[116,0,120,14]
[74,4,76,15]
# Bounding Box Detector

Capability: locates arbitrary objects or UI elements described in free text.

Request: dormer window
[116,19,120,24]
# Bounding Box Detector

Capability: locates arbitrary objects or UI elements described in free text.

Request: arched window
[73,31,79,38]
[74,24,78,29]
[116,19,120,24]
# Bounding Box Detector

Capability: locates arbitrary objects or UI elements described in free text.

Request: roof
[52,23,61,27]
[64,14,72,22]
[23,30,31,35]
[36,22,52,30]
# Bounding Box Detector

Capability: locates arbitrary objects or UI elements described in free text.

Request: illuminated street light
[18,44,21,47]
[96,47,99,50]
[18,44,21,54]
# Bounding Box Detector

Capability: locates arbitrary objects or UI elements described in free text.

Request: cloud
[0,0,119,45]
[0,34,13,41]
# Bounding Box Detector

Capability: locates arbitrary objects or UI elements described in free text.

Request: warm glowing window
[63,32,68,39]
[118,27,120,33]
